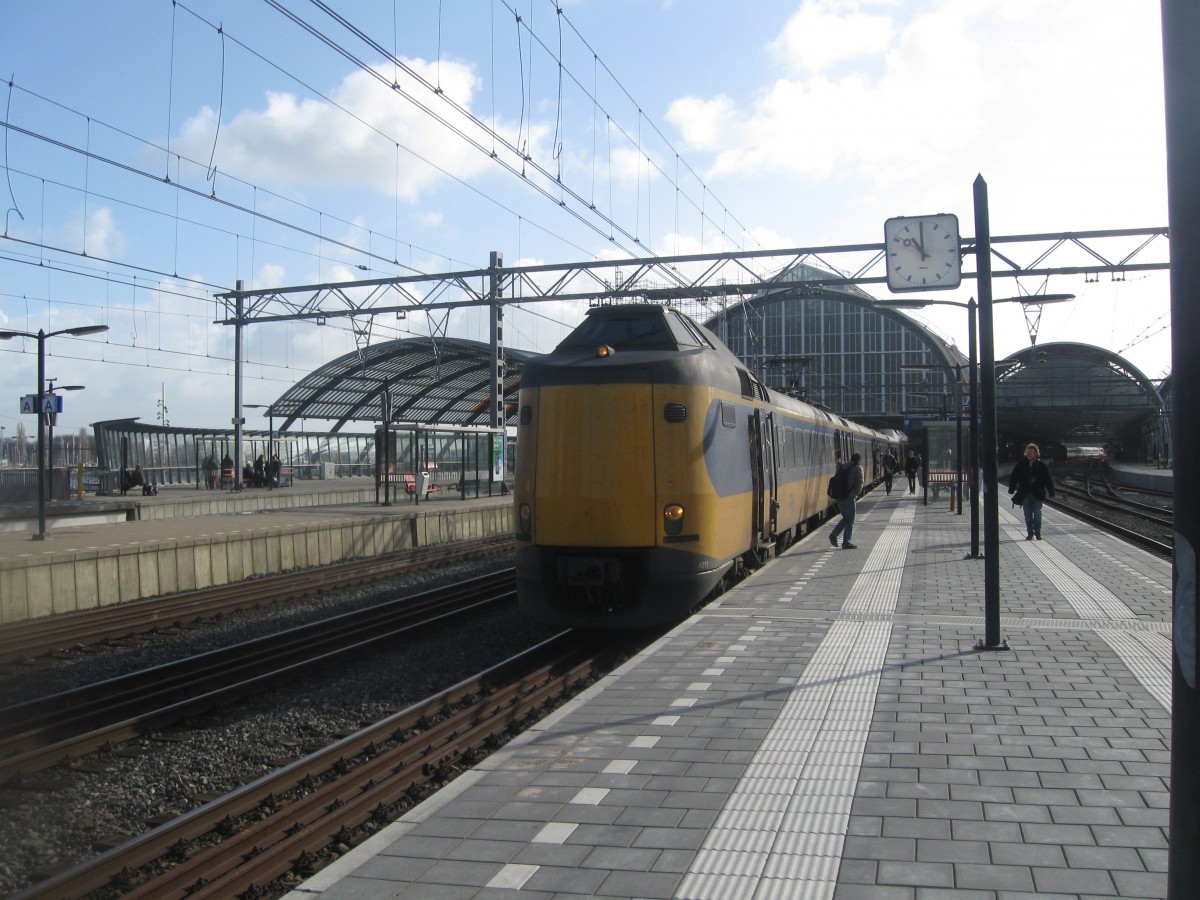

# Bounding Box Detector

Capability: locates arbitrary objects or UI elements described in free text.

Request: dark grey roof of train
[267,337,538,432]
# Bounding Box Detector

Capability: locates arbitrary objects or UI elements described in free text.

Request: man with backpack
[828,452,865,549]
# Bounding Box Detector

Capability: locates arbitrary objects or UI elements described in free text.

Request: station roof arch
[267,336,537,432]
[696,263,968,426]
[995,342,1164,446]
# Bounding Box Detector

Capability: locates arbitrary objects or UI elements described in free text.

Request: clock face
[885,214,962,292]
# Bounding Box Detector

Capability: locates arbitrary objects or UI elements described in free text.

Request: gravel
[0,554,561,897]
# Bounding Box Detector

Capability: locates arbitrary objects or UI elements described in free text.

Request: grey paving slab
[282,490,1173,900]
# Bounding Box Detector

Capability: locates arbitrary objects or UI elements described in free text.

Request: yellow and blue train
[514,304,904,629]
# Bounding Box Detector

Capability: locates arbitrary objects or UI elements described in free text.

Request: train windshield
[558,309,713,351]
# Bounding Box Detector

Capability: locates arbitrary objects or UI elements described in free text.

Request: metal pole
[233,281,245,492]
[968,298,981,557]
[34,329,47,541]
[975,175,1006,651]
[955,378,963,515]
[381,382,392,507]
[1162,0,1199,893]
[489,251,504,431]
[267,413,274,490]
[46,385,55,503]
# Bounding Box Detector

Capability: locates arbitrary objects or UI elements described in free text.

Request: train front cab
[514,361,737,630]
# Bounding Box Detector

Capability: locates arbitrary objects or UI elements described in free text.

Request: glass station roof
[268,336,537,432]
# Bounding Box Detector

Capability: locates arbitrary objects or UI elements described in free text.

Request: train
[513,303,905,629]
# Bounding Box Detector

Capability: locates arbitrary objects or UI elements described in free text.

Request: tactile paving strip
[676,505,914,900]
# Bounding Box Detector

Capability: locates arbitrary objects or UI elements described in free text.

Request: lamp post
[901,365,966,514]
[0,324,109,540]
[44,380,85,501]
[878,293,1074,560]
[243,404,275,489]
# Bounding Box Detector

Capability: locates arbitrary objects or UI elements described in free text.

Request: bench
[383,472,439,495]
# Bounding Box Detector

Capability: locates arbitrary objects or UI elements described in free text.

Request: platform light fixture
[877,293,1074,558]
[44,381,86,501]
[878,287,1074,649]
[243,404,275,490]
[0,324,110,540]
[900,363,965,513]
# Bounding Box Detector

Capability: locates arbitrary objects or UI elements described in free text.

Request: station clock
[884,213,962,292]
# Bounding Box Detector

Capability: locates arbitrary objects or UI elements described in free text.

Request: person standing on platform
[203,454,218,490]
[881,448,898,495]
[1007,442,1055,540]
[904,450,919,494]
[829,452,865,550]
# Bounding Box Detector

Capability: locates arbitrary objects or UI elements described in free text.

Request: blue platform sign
[18,394,64,414]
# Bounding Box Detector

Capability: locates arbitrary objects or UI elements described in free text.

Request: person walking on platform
[1007,442,1055,540]
[829,452,864,549]
[881,449,898,495]
[202,454,218,490]
[903,450,919,494]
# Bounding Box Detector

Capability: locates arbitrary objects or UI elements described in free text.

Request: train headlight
[518,503,532,537]
[663,503,685,536]
[596,344,615,358]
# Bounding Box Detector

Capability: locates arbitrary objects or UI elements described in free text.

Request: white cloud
[61,207,126,260]
[174,57,496,201]
[771,0,895,74]
[666,95,738,151]
[254,263,288,292]
[664,0,1164,234]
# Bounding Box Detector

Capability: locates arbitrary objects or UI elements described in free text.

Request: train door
[748,409,776,550]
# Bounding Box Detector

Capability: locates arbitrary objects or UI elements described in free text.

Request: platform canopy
[995,342,1164,446]
[267,337,538,433]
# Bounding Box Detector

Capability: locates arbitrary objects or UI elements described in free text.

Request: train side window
[737,369,753,399]
[666,311,715,348]
[720,401,737,428]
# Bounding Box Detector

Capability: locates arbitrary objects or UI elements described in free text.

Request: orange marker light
[664,504,685,536]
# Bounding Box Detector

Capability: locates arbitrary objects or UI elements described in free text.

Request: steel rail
[1054,481,1174,529]
[1044,496,1172,558]
[0,571,517,782]
[0,536,512,665]
[12,631,594,900]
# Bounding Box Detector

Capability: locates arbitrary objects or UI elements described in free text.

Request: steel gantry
[214,226,1168,325]
[213,226,1169,469]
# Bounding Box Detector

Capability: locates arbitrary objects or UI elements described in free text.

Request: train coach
[513,304,903,629]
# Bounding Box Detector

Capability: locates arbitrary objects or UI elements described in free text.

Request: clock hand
[915,222,929,261]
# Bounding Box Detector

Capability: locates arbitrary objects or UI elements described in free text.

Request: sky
[0,0,1171,441]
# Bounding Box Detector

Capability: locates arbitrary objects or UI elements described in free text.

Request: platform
[0,479,513,624]
[1104,460,1173,494]
[285,487,1172,899]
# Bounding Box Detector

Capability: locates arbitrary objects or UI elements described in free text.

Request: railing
[0,466,97,502]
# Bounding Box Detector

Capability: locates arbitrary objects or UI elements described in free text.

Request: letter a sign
[18,394,63,414]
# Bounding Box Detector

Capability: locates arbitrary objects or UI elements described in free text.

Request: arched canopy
[269,337,537,432]
[996,342,1163,445]
[701,267,967,427]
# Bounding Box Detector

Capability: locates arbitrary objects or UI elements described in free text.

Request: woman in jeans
[1007,443,1055,540]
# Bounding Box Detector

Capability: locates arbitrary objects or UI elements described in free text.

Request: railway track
[0,569,517,784]
[1048,464,1172,558]
[0,536,513,665]
[11,630,610,900]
